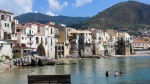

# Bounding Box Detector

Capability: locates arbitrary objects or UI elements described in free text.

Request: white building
[0,10,18,58]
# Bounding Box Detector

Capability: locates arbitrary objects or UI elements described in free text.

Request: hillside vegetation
[14,13,90,25]
[72,1,150,29]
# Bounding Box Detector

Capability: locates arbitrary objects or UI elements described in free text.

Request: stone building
[116,32,132,55]
[69,31,80,57]
[78,30,93,57]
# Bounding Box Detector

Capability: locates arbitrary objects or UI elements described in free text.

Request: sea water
[0,56,150,84]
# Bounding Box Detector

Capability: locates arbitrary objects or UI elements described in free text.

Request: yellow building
[55,25,73,59]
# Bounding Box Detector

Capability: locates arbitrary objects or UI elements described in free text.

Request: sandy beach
[0,63,17,73]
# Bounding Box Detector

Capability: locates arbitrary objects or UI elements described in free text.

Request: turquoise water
[0,56,150,84]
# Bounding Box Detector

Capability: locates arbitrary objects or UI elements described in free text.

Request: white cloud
[0,0,33,16]
[46,11,57,16]
[75,0,92,7]
[46,0,68,16]
[48,0,68,11]
[34,11,38,13]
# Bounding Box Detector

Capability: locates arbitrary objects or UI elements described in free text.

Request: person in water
[115,71,118,77]
[120,70,124,75]
[105,71,110,77]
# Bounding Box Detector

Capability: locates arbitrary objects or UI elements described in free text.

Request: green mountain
[14,13,90,25]
[72,1,150,29]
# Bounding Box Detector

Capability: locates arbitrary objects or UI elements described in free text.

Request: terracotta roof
[16,24,27,28]
[133,39,149,42]
[0,10,13,14]
[106,30,116,36]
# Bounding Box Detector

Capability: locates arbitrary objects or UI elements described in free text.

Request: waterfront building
[45,22,56,59]
[89,28,117,56]
[131,39,150,55]
[30,22,56,59]
[106,30,117,56]
[13,24,29,58]
[116,32,133,55]
[55,24,70,59]
[0,10,18,58]
[78,30,93,57]
[89,28,103,55]
[69,30,81,57]
[98,31,111,56]
[13,22,56,59]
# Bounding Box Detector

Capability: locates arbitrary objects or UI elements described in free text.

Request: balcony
[27,32,34,36]
[48,34,55,37]
[15,43,27,48]
[103,42,108,45]
[27,41,33,45]
[4,33,18,41]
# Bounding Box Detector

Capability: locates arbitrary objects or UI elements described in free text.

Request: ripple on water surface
[0,56,150,84]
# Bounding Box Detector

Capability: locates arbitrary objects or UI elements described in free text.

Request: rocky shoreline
[0,54,150,72]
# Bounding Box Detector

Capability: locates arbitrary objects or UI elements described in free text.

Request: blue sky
[0,0,150,17]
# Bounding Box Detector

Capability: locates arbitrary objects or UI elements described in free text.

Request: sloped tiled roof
[133,39,149,42]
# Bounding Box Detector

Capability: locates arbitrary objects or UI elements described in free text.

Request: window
[17,29,20,32]
[29,30,31,35]
[121,37,123,41]
[51,39,53,45]
[5,23,7,27]
[51,28,52,34]
[41,37,43,42]
[10,43,12,48]
[38,26,40,32]
[14,50,19,53]
[36,37,39,44]
[45,38,47,44]
[30,37,31,41]
[9,16,11,21]
[1,15,4,20]
[7,24,9,27]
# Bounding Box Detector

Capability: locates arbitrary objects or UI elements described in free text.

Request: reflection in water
[0,56,150,84]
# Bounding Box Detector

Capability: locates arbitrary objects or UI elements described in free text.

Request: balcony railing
[27,41,33,44]
[4,33,18,41]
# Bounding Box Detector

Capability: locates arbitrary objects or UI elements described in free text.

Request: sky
[0,0,150,17]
